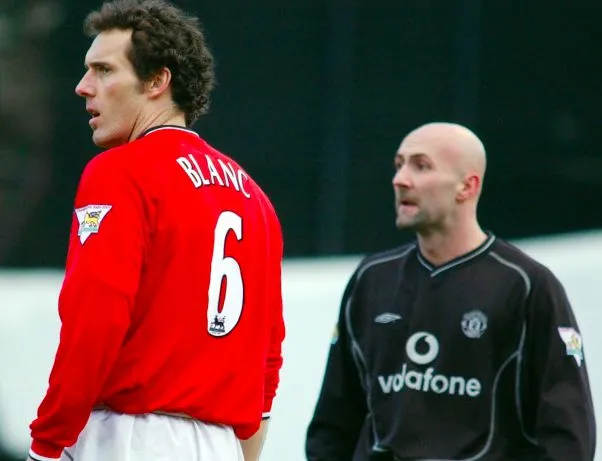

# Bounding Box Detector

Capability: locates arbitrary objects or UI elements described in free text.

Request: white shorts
[59,409,244,461]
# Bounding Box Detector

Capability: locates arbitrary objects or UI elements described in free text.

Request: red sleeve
[29,154,147,460]
[262,212,285,418]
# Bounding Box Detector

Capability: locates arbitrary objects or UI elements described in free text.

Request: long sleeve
[29,155,147,460]
[262,218,285,419]
[521,266,597,461]
[305,272,368,461]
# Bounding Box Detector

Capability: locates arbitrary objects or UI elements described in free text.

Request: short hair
[84,0,215,126]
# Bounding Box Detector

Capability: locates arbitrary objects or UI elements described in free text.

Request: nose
[393,165,412,189]
[75,71,94,98]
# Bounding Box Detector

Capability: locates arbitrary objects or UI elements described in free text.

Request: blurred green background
[2,1,601,269]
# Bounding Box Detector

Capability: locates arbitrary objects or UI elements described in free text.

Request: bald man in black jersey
[306,122,596,461]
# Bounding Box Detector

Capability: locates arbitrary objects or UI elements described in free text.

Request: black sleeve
[305,271,369,461]
[522,267,597,461]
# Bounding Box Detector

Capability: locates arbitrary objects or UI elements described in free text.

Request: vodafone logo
[405,332,439,365]
[378,331,482,397]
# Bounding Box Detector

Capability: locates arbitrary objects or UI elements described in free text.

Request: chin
[92,132,125,149]
[395,218,416,230]
[396,215,429,232]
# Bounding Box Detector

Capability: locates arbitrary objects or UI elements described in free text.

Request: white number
[207,211,244,337]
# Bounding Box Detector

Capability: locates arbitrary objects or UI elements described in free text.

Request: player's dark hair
[83,0,215,126]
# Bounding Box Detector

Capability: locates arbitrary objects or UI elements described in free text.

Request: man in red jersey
[26,1,285,460]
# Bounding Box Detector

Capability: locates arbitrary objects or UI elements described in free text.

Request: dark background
[1,1,601,458]
[2,1,601,270]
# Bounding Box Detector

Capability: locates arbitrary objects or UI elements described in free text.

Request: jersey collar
[417,232,496,277]
[139,125,200,138]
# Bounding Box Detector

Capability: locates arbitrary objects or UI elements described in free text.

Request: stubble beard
[396,210,424,231]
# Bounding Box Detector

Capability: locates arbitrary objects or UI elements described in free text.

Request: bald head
[399,122,486,179]
[393,122,489,254]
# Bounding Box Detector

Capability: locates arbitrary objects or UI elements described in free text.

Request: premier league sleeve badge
[557,327,584,367]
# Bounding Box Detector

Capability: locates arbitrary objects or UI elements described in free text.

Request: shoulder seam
[357,244,415,281]
[489,251,532,298]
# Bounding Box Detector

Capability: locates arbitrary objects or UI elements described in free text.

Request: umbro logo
[374,313,402,324]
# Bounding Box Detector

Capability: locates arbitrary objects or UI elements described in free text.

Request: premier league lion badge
[557,327,584,367]
[75,204,112,244]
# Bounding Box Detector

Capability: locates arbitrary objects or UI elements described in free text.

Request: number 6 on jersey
[207,211,244,337]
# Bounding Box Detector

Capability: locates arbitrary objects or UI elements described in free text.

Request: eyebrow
[84,60,112,70]
[395,152,430,160]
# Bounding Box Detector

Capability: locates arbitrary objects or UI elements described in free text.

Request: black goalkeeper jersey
[306,233,596,461]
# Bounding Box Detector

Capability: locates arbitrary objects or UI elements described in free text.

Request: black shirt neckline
[416,232,496,277]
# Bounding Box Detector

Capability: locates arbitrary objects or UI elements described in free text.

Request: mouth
[87,109,100,128]
[398,199,418,207]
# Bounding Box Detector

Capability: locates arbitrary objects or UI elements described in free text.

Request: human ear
[457,174,480,202]
[146,67,172,98]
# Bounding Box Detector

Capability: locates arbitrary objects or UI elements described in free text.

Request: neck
[128,107,186,142]
[417,220,488,267]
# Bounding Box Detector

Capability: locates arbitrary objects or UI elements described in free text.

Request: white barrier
[1,230,600,459]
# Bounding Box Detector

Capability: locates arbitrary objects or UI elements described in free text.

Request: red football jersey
[29,126,285,460]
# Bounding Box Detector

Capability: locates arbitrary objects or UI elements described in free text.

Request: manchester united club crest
[461,310,488,339]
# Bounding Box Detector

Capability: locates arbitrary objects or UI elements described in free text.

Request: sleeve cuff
[262,395,274,418]
[30,440,63,461]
